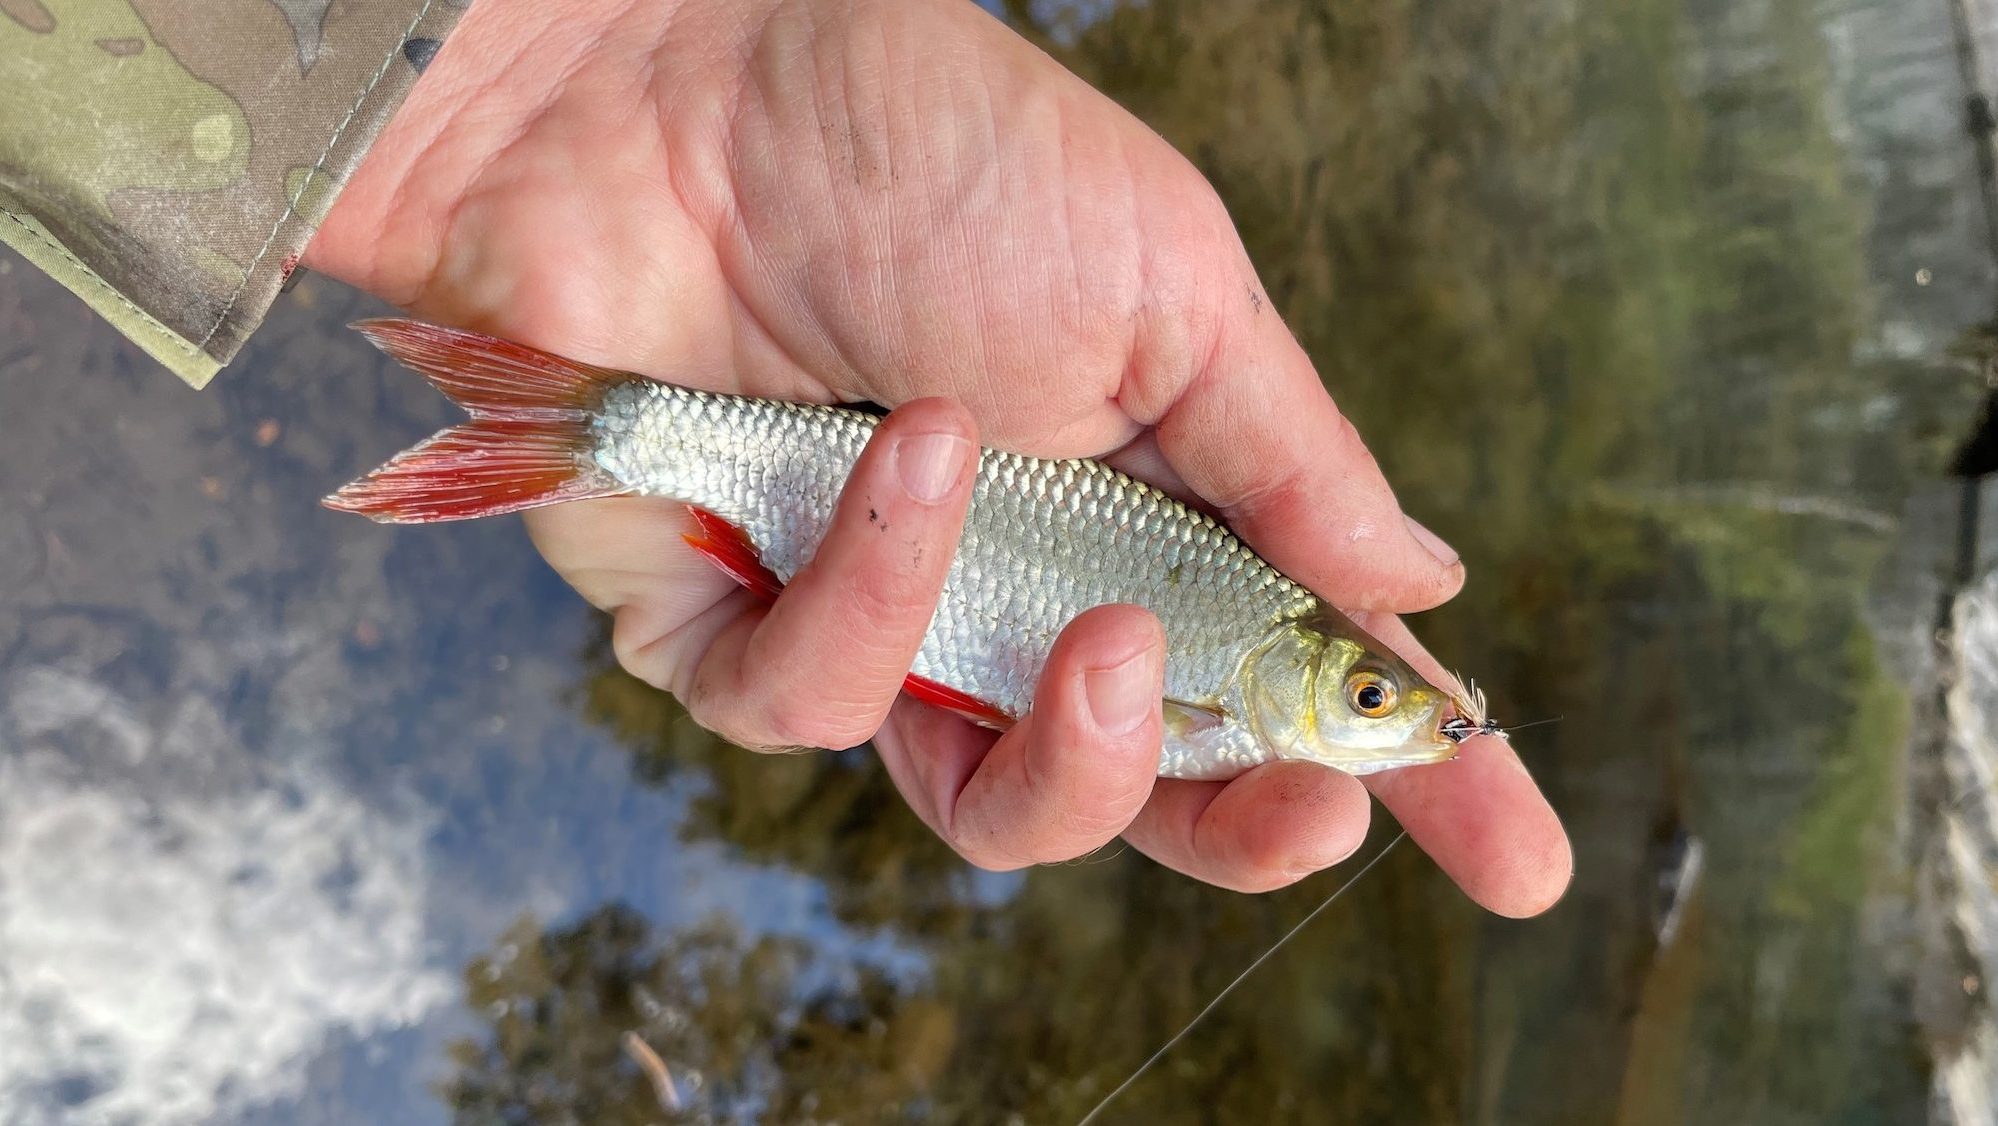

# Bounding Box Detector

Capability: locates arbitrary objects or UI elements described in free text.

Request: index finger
[1164,357,1464,613]
[1104,155,1465,614]
[1350,610,1573,917]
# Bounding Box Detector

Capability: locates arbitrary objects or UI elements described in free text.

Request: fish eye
[1347,672,1398,718]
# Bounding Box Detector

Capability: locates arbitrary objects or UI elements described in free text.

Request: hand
[306,0,1570,912]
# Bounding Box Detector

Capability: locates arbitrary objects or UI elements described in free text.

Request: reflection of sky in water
[0,594,929,1125]
[1026,0,1122,45]
[0,271,929,1124]
[1,678,445,1124]
[972,0,1122,43]
[0,646,935,1118]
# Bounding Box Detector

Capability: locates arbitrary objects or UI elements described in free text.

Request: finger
[1121,765,1373,893]
[1064,134,1464,612]
[1102,424,1454,623]
[677,398,978,750]
[877,605,1165,869]
[1350,610,1573,917]
[523,495,737,619]
[1097,431,1210,513]
[1146,324,1462,612]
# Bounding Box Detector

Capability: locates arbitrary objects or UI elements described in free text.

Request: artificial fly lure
[1441,675,1508,743]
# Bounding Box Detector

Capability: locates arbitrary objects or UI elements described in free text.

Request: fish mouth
[1418,694,1461,755]
[1331,724,1458,776]
[1366,705,1460,770]
[1367,696,1457,766]
[1421,717,1460,757]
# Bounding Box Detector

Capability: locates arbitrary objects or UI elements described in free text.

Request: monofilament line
[1075,829,1409,1126]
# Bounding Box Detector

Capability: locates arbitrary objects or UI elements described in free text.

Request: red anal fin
[682,507,784,601]
[352,318,630,418]
[903,673,1014,729]
[324,418,618,523]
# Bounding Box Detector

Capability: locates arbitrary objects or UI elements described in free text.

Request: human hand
[305,0,1570,912]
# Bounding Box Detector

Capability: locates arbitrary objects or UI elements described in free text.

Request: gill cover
[1241,613,1454,775]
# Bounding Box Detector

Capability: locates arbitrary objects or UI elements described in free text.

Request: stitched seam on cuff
[0,206,204,360]
[195,0,442,350]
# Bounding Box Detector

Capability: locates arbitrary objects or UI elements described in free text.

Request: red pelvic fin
[682,507,785,601]
[352,318,629,417]
[1163,698,1226,736]
[679,506,1013,730]
[903,674,1014,729]
[323,418,619,523]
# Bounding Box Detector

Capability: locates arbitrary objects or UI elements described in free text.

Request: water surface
[3,0,1996,1122]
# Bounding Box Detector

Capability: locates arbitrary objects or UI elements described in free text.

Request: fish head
[1239,614,1455,775]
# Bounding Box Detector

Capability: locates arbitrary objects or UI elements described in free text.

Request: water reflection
[3,0,1997,1121]
[1,667,445,1124]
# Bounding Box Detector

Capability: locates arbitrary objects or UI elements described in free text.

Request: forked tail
[324,319,631,522]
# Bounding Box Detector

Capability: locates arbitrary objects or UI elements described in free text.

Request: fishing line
[1075,829,1408,1126]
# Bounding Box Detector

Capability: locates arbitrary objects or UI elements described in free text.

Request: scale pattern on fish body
[590,380,1322,769]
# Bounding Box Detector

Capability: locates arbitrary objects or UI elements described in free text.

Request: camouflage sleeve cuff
[0,0,465,388]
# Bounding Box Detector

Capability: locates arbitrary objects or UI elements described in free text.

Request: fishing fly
[1441,673,1507,743]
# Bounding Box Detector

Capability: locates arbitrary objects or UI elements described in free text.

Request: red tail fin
[326,319,630,523]
[351,318,625,417]
[325,418,618,522]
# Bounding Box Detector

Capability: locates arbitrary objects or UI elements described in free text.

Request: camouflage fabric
[0,0,464,387]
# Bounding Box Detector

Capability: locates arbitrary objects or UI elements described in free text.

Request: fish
[326,319,1481,780]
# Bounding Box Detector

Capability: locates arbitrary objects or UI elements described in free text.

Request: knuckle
[839,557,931,629]
[752,692,879,751]
[728,637,898,749]
[942,823,1032,872]
[957,845,1033,874]
[1317,405,1391,494]
[1052,791,1142,845]
[1325,404,1371,461]
[681,664,837,751]
[1016,732,1154,847]
[938,797,1045,871]
[608,607,679,692]
[681,682,760,749]
[979,796,1128,867]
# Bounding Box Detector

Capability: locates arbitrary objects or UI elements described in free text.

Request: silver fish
[327,319,1467,780]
